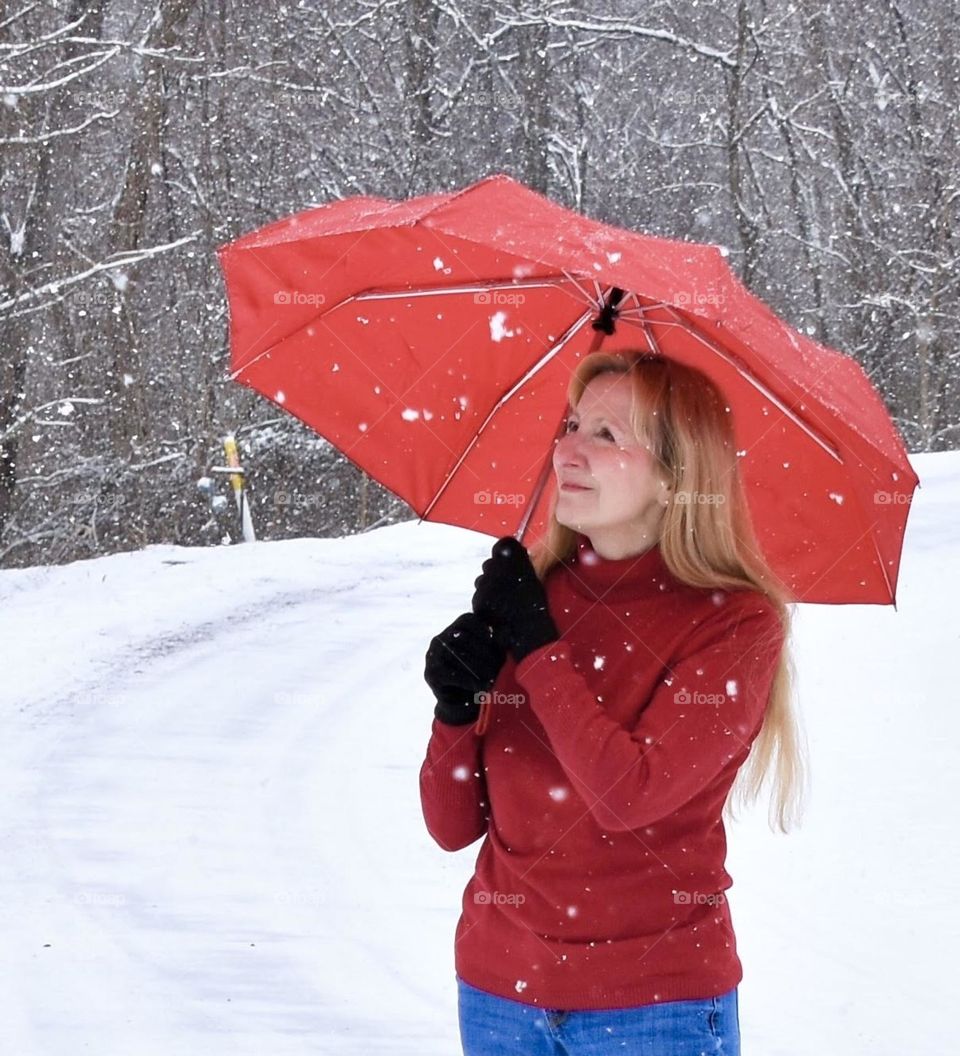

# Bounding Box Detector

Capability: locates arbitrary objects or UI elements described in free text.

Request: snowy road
[1,528,485,1054]
[2,456,957,1054]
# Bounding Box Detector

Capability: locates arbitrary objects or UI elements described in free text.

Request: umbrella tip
[592,287,626,334]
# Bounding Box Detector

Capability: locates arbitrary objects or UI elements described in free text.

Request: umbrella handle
[475,693,492,735]
[515,406,567,545]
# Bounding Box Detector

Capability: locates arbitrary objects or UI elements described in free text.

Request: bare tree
[0,0,955,567]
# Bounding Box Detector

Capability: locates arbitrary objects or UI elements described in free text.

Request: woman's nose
[554,433,585,468]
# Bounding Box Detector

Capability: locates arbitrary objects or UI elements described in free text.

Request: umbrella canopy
[217,173,918,605]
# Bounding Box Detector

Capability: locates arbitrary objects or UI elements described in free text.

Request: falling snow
[0,16,949,1051]
[489,311,519,342]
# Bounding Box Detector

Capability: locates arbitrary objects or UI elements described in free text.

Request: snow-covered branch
[0,109,120,146]
[0,234,200,316]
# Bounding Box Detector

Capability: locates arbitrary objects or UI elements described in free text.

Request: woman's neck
[586,528,661,561]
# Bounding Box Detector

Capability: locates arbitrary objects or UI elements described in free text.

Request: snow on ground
[0,450,956,1055]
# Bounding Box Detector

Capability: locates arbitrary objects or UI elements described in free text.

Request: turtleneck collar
[562,532,673,602]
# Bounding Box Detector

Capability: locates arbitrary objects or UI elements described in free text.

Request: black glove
[424,611,507,726]
[471,536,559,664]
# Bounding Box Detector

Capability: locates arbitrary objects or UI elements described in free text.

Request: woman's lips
[560,483,591,491]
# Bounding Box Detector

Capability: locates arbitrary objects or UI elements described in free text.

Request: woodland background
[1,0,956,567]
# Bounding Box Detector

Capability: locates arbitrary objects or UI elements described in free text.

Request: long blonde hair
[529,351,807,833]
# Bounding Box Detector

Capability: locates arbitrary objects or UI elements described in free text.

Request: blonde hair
[529,351,807,833]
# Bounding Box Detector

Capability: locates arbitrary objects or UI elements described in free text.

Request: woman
[420,350,806,1056]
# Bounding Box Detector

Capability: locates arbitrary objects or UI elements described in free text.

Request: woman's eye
[564,420,615,441]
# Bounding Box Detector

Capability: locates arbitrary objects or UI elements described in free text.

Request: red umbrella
[216,173,918,605]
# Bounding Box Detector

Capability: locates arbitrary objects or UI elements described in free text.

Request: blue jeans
[456,975,740,1055]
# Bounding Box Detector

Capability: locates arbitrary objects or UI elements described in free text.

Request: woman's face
[552,372,672,559]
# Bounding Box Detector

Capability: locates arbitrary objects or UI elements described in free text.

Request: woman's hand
[471,536,559,664]
[424,611,507,725]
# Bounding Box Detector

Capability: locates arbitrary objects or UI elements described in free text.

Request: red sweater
[419,532,785,1011]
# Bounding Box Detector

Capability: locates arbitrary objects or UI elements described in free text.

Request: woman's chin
[557,512,590,532]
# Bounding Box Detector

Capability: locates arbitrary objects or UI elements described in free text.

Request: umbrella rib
[420,306,597,523]
[561,269,606,312]
[630,303,899,601]
[230,275,601,382]
[618,308,844,464]
[621,290,642,313]
[849,486,897,604]
[229,277,585,380]
[349,276,582,302]
[636,312,664,357]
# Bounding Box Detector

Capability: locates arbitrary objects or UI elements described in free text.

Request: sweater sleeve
[418,716,489,851]
[513,598,785,833]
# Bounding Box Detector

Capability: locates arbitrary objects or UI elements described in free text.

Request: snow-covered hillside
[1,450,955,1055]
